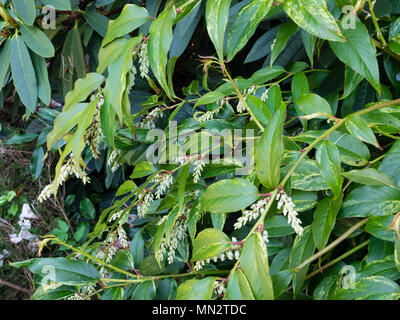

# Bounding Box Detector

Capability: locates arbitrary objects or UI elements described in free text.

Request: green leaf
[264,85,282,114]
[205,0,232,61]
[170,1,203,58]
[331,276,400,300]
[102,4,149,46]
[46,103,88,148]
[246,95,272,126]
[104,36,142,121]
[200,178,259,214]
[61,26,86,90]
[365,215,398,242]
[39,0,71,10]
[343,168,395,187]
[395,239,400,272]
[80,197,96,220]
[131,161,156,179]
[12,0,36,25]
[130,229,145,267]
[97,38,128,74]
[270,20,298,66]
[20,24,55,58]
[148,7,176,99]
[102,288,124,300]
[301,30,316,66]
[83,7,110,38]
[291,72,309,127]
[0,39,11,90]
[264,215,295,237]
[11,257,100,286]
[10,35,37,112]
[100,96,116,147]
[289,226,315,296]
[195,91,226,107]
[342,67,364,100]
[175,279,198,300]
[132,281,156,300]
[116,180,137,196]
[191,228,231,261]
[32,54,51,105]
[312,196,342,250]
[341,186,400,218]
[30,147,45,180]
[329,131,370,167]
[282,0,344,42]
[359,256,400,281]
[380,140,400,185]
[227,270,255,300]
[176,277,216,300]
[240,233,274,300]
[346,114,380,149]
[316,140,343,198]
[256,103,286,190]
[64,73,105,111]
[330,17,381,93]
[226,0,273,61]
[6,132,38,145]
[297,93,333,119]
[178,163,190,213]
[282,159,329,191]
[271,270,293,298]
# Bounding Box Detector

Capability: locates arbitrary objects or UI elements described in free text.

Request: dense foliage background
[1,0,400,300]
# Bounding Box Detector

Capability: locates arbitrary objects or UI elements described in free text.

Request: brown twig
[0,278,33,294]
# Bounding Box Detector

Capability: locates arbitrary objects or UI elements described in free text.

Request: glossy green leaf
[331,276,400,300]
[380,140,400,185]
[97,38,128,74]
[176,277,216,300]
[131,161,156,179]
[148,7,176,99]
[270,20,298,66]
[256,103,286,189]
[102,4,149,46]
[227,270,255,300]
[226,0,272,61]
[289,226,315,296]
[343,168,395,187]
[11,258,100,286]
[240,233,274,300]
[283,0,344,42]
[80,197,96,220]
[346,114,380,149]
[191,228,231,261]
[330,17,380,93]
[341,186,400,218]
[200,178,259,214]
[205,0,232,61]
[64,73,105,110]
[39,0,71,10]
[365,215,398,242]
[316,140,343,198]
[297,93,333,119]
[312,196,342,250]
